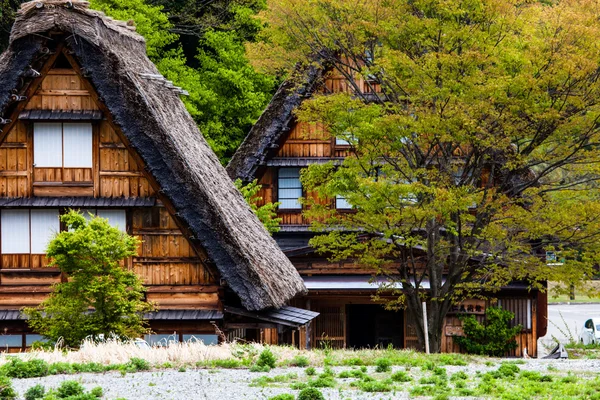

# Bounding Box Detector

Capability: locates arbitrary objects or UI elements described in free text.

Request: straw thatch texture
[0,0,305,311]
[226,65,323,183]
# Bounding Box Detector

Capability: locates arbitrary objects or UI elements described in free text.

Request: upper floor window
[278,168,302,210]
[1,209,59,254]
[80,209,127,232]
[336,195,352,209]
[34,122,92,168]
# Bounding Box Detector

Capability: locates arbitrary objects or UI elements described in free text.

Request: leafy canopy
[235,179,281,234]
[24,211,153,348]
[254,0,600,351]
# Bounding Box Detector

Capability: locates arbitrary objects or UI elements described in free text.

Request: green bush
[90,387,103,398]
[297,387,325,400]
[453,307,521,357]
[0,376,16,400]
[1,358,49,378]
[48,362,74,375]
[73,363,105,373]
[497,362,520,378]
[57,380,85,398]
[212,358,242,369]
[125,357,150,372]
[375,357,392,372]
[391,370,412,382]
[357,380,392,392]
[268,395,294,400]
[308,376,335,388]
[289,355,309,367]
[256,348,277,370]
[305,367,316,376]
[25,384,46,400]
[249,364,270,372]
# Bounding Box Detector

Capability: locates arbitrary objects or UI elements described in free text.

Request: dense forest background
[0,0,278,163]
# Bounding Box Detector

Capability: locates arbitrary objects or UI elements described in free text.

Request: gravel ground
[10,360,600,400]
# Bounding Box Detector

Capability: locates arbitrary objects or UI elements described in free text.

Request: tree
[253,0,600,352]
[24,211,153,347]
[235,179,281,234]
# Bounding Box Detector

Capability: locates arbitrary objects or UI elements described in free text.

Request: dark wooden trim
[145,285,220,293]
[32,182,94,187]
[133,257,202,264]
[0,143,26,148]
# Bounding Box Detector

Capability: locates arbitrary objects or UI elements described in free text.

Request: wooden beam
[145,285,220,293]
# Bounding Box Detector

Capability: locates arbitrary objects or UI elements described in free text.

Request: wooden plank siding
[0,65,218,311]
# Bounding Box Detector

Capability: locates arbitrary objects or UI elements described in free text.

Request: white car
[580,318,600,345]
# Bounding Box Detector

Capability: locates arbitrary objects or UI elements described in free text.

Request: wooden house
[227,64,548,356]
[0,0,316,351]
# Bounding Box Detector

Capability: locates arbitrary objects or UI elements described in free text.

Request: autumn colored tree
[24,211,153,347]
[253,0,600,352]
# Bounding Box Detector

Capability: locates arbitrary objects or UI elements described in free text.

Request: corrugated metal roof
[224,305,319,327]
[266,158,344,167]
[19,110,104,120]
[0,310,25,320]
[144,310,223,320]
[0,197,156,207]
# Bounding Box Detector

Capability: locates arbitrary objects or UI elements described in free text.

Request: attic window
[0,209,59,254]
[278,168,302,210]
[34,123,92,168]
[79,209,127,232]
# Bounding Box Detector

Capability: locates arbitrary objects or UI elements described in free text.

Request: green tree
[235,178,281,234]
[24,211,153,347]
[255,0,600,352]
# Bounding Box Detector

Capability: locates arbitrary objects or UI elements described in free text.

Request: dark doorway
[347,304,403,348]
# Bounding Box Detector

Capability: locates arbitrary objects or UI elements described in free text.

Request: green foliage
[496,362,521,378]
[0,358,49,378]
[304,367,316,376]
[256,0,600,352]
[125,357,151,372]
[256,348,277,370]
[25,384,46,400]
[296,387,325,400]
[268,395,294,400]
[307,376,335,388]
[374,357,391,373]
[211,358,242,369]
[288,355,309,367]
[356,380,393,392]
[56,381,84,398]
[235,179,281,233]
[0,375,16,400]
[454,307,522,357]
[390,370,412,382]
[89,387,103,398]
[24,211,153,348]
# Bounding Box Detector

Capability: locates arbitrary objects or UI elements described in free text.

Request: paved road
[538,303,600,356]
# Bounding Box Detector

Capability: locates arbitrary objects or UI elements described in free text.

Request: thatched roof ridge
[0,0,306,311]
[226,65,323,183]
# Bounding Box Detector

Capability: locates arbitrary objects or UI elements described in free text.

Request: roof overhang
[19,109,103,120]
[144,310,223,320]
[224,305,319,328]
[0,197,156,208]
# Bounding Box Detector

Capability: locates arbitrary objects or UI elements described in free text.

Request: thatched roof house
[0,0,305,311]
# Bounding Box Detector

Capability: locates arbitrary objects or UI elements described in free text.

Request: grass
[548,280,600,303]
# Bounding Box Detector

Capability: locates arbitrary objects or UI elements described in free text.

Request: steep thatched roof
[0,0,306,311]
[226,65,323,183]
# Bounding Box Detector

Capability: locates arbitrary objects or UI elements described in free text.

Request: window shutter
[30,210,60,254]
[278,168,302,209]
[97,210,126,232]
[63,123,93,168]
[33,123,62,167]
[1,210,30,254]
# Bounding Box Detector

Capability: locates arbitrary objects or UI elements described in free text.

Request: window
[181,334,218,345]
[278,168,302,209]
[34,122,92,168]
[80,209,127,232]
[1,209,59,254]
[335,131,355,146]
[336,195,352,209]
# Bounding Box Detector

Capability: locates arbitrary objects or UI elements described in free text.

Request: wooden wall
[0,61,219,311]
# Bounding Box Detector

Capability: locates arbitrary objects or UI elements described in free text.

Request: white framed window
[278,168,302,209]
[34,122,92,168]
[79,209,127,232]
[1,209,59,254]
[336,195,352,209]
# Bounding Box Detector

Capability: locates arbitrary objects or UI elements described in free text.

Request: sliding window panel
[1,210,30,254]
[33,123,62,167]
[30,209,60,254]
[63,123,93,168]
[97,210,126,232]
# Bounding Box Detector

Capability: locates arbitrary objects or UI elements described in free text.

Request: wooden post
[422,301,430,354]
[305,321,312,350]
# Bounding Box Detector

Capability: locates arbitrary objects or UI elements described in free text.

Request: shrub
[450,371,468,381]
[342,357,363,366]
[305,367,316,376]
[90,386,103,398]
[56,380,85,398]
[256,348,277,370]
[125,357,150,372]
[0,376,16,400]
[49,362,74,375]
[391,371,412,382]
[357,380,392,392]
[25,384,46,400]
[73,362,105,373]
[249,364,270,372]
[268,395,294,400]
[308,376,336,388]
[289,355,309,367]
[497,362,520,378]
[375,357,392,373]
[297,387,325,400]
[212,358,241,369]
[453,307,522,356]
[1,358,49,378]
